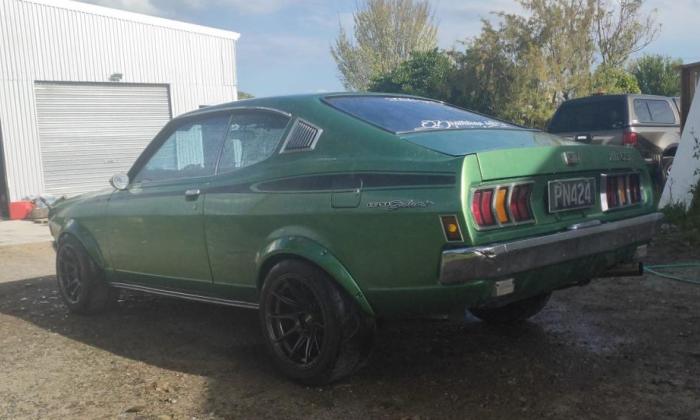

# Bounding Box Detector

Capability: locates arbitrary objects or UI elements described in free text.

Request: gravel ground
[1,233,700,419]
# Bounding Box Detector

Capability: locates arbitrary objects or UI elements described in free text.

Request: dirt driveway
[1,234,700,419]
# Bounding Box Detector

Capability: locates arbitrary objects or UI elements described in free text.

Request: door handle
[184,189,201,200]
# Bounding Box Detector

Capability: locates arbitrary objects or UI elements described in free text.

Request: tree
[444,0,658,128]
[590,65,641,94]
[368,49,454,99]
[238,91,254,100]
[449,0,599,127]
[629,54,682,96]
[331,0,438,91]
[594,0,660,67]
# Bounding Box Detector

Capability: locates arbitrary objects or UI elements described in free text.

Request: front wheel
[469,293,551,324]
[56,235,117,314]
[259,260,375,385]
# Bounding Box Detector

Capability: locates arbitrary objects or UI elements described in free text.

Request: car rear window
[324,96,514,133]
[548,98,626,132]
[633,99,675,124]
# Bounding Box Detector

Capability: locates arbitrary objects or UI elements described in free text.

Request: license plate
[548,178,595,213]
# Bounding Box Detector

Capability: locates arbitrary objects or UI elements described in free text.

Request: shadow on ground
[2,257,700,419]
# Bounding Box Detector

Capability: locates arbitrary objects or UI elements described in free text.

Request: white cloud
[433,0,524,48]
[217,0,301,14]
[642,0,700,62]
[82,0,303,15]
[85,0,159,14]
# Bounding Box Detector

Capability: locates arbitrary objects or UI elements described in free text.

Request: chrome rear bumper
[439,212,663,285]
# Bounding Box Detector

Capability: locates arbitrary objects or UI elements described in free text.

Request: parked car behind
[547,94,681,185]
[49,93,662,384]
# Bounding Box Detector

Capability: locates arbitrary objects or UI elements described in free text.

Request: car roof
[560,93,673,106]
[178,92,428,119]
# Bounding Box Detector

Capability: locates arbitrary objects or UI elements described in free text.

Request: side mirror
[110,173,129,190]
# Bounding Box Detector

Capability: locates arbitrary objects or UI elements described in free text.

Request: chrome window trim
[279,118,324,154]
[182,105,292,119]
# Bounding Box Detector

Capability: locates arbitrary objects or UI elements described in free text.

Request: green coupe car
[49,93,662,384]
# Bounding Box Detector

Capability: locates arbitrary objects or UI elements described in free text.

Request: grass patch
[661,180,700,245]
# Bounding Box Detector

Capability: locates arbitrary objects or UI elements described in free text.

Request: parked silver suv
[547,94,680,184]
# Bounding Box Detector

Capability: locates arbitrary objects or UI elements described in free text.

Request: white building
[0,0,239,215]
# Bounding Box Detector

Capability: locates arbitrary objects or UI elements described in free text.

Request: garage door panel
[35,83,171,197]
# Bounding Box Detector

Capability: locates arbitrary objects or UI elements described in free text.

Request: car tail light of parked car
[622,130,638,146]
[471,183,534,229]
[602,173,642,211]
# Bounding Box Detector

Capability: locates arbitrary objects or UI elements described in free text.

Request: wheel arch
[57,219,107,269]
[256,236,375,316]
[662,143,678,157]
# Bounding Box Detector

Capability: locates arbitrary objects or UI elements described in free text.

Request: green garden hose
[643,262,700,286]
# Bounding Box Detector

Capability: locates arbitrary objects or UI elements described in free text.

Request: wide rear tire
[469,293,551,324]
[259,260,375,385]
[56,235,117,314]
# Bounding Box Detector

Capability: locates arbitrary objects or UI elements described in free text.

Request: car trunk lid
[475,144,640,181]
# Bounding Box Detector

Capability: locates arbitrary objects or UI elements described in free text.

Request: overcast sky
[78,0,700,97]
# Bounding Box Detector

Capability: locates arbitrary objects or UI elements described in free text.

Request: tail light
[602,173,642,211]
[471,189,495,227]
[623,130,638,146]
[510,184,534,222]
[471,182,534,229]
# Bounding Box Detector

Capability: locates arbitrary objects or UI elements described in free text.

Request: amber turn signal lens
[495,187,509,223]
[440,215,463,242]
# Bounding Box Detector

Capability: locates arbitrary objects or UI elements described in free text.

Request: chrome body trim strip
[439,212,663,285]
[109,282,259,309]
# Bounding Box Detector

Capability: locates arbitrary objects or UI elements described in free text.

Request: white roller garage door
[35,82,171,197]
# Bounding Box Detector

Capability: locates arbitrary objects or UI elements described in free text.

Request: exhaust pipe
[598,262,644,278]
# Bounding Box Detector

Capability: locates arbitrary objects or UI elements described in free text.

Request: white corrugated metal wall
[34,82,172,196]
[0,0,239,202]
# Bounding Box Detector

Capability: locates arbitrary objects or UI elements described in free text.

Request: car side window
[134,114,230,184]
[217,110,290,174]
[634,99,675,124]
[646,100,675,124]
[633,100,652,123]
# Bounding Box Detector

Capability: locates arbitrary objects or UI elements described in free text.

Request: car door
[204,109,292,301]
[107,112,231,291]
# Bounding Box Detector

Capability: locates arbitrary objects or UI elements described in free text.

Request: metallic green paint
[48,93,659,318]
[256,236,375,316]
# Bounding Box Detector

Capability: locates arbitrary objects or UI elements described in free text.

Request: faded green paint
[49,93,657,318]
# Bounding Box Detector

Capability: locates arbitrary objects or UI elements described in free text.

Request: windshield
[325,96,514,133]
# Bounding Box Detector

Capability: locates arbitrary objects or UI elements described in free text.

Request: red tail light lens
[471,189,496,227]
[623,131,638,146]
[510,184,533,222]
[603,173,642,211]
[471,190,486,226]
[472,183,533,228]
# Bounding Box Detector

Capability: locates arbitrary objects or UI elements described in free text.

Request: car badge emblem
[563,151,580,166]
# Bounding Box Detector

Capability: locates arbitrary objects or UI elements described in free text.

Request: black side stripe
[210,173,456,194]
[113,173,457,198]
